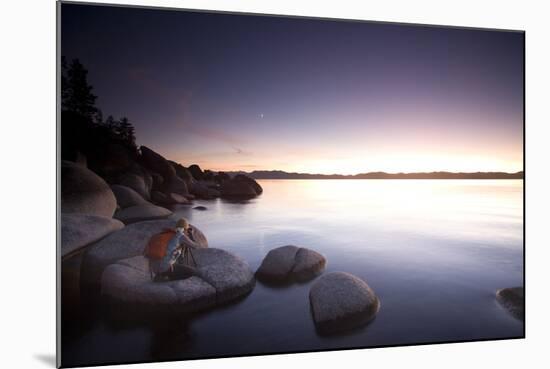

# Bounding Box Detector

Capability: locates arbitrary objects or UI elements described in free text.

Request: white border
[2,1,549,369]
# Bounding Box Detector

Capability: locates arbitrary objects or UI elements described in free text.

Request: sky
[61,3,524,175]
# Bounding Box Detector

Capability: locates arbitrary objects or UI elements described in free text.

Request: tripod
[179,244,197,267]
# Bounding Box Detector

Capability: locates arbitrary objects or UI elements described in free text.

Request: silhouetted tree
[61,57,138,176]
[117,117,137,148]
[62,58,99,120]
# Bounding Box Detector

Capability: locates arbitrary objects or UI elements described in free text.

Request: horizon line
[218,169,524,176]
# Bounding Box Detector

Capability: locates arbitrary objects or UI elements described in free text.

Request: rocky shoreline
[61,145,523,334]
[61,145,263,316]
[60,145,385,331]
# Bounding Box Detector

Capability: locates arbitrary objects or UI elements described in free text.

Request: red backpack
[143,228,176,260]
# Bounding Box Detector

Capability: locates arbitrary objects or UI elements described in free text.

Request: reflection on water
[62,180,523,366]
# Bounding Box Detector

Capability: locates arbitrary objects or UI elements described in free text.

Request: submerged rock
[114,203,172,224]
[256,245,326,283]
[110,184,148,209]
[496,287,524,321]
[61,160,117,217]
[193,206,207,211]
[61,213,124,258]
[101,248,254,313]
[80,219,208,294]
[309,272,380,334]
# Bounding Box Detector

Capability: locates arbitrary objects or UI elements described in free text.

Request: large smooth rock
[220,175,262,198]
[81,220,208,293]
[151,172,164,191]
[188,164,204,181]
[214,172,230,184]
[256,245,326,283]
[256,245,299,281]
[309,272,380,334]
[115,172,150,200]
[234,174,263,195]
[496,287,524,321]
[293,247,326,281]
[170,162,193,183]
[189,181,220,199]
[114,204,172,224]
[128,164,153,194]
[169,193,190,204]
[164,175,189,196]
[193,248,255,303]
[61,160,117,217]
[101,248,254,313]
[61,213,124,258]
[87,143,133,178]
[101,256,216,313]
[139,146,176,180]
[151,190,170,205]
[111,184,148,209]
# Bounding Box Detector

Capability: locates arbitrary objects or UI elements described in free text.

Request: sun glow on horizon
[171,146,522,175]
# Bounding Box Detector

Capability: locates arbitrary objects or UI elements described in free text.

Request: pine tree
[118,117,136,148]
[62,58,99,119]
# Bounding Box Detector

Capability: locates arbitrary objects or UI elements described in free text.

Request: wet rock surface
[61,160,117,217]
[256,245,326,284]
[80,220,208,294]
[309,272,380,334]
[61,213,124,258]
[101,248,255,313]
[496,287,524,321]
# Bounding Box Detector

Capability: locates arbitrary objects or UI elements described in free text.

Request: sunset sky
[61,4,524,175]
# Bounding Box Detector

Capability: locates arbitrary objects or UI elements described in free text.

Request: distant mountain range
[226,170,524,180]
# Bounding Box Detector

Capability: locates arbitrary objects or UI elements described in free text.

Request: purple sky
[61,3,524,174]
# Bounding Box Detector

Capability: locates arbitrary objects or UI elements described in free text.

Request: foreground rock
[110,184,148,208]
[496,287,524,321]
[114,204,172,224]
[309,272,380,334]
[61,160,117,217]
[101,248,254,313]
[256,245,326,283]
[80,219,208,293]
[61,214,124,258]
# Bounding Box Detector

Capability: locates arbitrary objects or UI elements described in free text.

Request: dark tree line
[61,57,138,174]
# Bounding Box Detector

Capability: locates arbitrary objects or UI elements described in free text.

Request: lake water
[62,179,524,367]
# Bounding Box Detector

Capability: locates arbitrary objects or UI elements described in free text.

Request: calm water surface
[63,180,524,366]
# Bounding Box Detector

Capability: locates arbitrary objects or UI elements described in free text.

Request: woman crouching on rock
[144,217,200,282]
